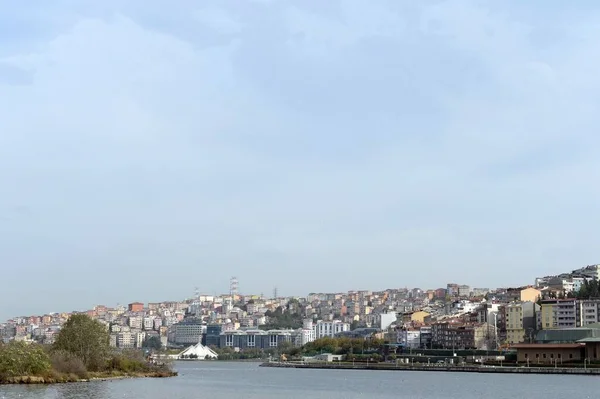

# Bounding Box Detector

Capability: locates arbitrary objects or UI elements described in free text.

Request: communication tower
[230,276,239,299]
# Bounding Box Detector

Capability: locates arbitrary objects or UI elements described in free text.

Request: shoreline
[0,370,178,385]
[260,362,600,376]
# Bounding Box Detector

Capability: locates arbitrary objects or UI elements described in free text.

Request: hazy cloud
[1,0,600,319]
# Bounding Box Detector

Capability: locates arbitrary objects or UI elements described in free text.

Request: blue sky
[1,0,600,319]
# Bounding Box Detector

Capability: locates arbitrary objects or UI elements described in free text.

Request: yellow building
[541,302,556,329]
[410,311,431,323]
[541,299,577,329]
[520,287,541,303]
[506,303,525,344]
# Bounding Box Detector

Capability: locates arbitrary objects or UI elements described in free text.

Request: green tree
[53,314,110,371]
[0,341,51,378]
[142,336,162,351]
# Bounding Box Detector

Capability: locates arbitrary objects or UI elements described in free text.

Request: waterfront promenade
[260,361,600,375]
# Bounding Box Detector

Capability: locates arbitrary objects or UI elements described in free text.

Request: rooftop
[511,344,585,349]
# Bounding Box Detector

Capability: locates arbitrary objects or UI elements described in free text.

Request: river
[1,361,598,398]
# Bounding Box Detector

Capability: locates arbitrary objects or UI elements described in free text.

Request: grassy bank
[0,369,178,385]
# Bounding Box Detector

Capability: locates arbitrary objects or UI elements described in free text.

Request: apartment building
[579,300,600,326]
[117,331,136,349]
[506,302,539,344]
[541,299,577,329]
[128,302,144,312]
[432,322,496,350]
[128,316,143,330]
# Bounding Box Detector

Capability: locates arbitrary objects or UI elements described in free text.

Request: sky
[1,0,600,320]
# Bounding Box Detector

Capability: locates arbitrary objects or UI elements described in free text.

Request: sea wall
[260,362,600,375]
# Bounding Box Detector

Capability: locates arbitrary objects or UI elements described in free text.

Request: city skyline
[2,1,600,322]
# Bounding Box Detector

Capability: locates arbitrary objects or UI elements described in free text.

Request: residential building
[117,331,136,349]
[458,285,471,297]
[432,322,495,350]
[579,300,600,326]
[402,311,431,324]
[520,287,542,303]
[300,319,315,345]
[446,284,459,297]
[506,302,539,344]
[128,316,143,330]
[541,299,577,329]
[128,302,144,313]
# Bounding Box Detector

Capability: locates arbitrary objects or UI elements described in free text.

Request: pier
[260,361,600,375]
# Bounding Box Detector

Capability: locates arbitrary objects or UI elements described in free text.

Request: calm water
[1,362,598,399]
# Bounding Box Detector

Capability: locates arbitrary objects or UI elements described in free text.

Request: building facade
[219,330,294,350]
[314,320,350,339]
[169,318,204,345]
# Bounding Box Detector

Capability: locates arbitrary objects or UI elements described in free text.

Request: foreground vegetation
[0,315,176,384]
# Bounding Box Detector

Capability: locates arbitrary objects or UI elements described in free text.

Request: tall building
[446,284,459,297]
[579,300,600,326]
[169,318,204,345]
[541,299,577,329]
[506,302,539,344]
[205,324,223,348]
[458,285,471,297]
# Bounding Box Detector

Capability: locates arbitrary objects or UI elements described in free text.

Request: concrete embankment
[260,362,600,376]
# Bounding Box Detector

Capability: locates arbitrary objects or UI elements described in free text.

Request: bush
[107,351,165,374]
[0,341,52,378]
[50,350,88,379]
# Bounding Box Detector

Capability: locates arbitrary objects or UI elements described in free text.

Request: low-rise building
[220,329,294,350]
[314,320,350,339]
[512,343,585,364]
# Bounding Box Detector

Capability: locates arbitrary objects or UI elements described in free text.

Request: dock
[259,361,600,375]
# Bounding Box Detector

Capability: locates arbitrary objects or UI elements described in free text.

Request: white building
[129,316,143,330]
[176,343,218,360]
[314,320,350,339]
[117,332,136,349]
[397,329,421,349]
[136,332,146,348]
[143,317,155,331]
[379,312,397,330]
[301,319,316,345]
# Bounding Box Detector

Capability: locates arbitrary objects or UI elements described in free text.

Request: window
[550,354,554,359]
[536,354,539,358]
[269,335,278,347]
[543,354,547,358]
[570,354,573,359]
[247,335,255,347]
[225,335,233,347]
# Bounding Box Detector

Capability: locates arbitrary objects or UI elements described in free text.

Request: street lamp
[491,313,499,350]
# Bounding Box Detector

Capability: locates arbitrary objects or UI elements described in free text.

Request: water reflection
[0,381,107,399]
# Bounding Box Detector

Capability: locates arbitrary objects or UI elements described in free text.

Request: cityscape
[2,264,600,363]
